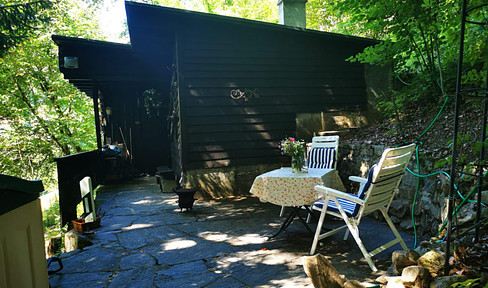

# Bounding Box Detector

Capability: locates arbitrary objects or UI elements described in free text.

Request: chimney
[277,0,308,28]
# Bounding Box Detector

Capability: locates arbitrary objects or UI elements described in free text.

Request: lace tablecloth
[249,168,345,207]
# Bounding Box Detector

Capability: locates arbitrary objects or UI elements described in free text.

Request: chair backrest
[359,143,416,217]
[308,136,339,169]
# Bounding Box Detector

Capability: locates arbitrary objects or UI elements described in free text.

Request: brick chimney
[277,0,308,28]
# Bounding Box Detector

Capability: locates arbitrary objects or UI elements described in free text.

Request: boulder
[302,254,346,288]
[344,280,366,288]
[429,275,468,288]
[392,250,420,274]
[65,229,93,252]
[401,266,432,288]
[386,276,406,288]
[417,250,445,277]
[376,274,389,285]
[389,199,410,218]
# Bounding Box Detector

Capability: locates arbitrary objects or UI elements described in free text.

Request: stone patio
[48,176,414,287]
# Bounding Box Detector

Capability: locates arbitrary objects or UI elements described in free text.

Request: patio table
[250,167,345,238]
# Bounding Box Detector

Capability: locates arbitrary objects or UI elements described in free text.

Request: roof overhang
[52,35,163,98]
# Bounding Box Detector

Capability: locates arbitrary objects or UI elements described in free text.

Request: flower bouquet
[280,137,306,173]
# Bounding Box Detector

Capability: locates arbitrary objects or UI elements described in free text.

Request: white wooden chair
[280,135,339,217]
[308,135,339,169]
[309,143,416,272]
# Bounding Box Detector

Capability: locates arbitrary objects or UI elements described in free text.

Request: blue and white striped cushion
[308,148,336,169]
[313,196,360,217]
[313,164,377,217]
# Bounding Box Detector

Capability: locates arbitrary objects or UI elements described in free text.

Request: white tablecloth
[249,168,345,207]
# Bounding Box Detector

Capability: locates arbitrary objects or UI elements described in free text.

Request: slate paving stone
[49,176,413,287]
[206,249,308,287]
[119,252,157,270]
[86,230,119,243]
[55,247,121,274]
[142,236,241,266]
[175,217,277,247]
[97,215,139,231]
[116,225,185,250]
[153,271,221,288]
[108,266,156,288]
[49,272,112,288]
[130,211,197,227]
[158,260,209,279]
[205,276,247,288]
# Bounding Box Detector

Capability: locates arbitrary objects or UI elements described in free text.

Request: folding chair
[279,136,339,217]
[309,143,416,272]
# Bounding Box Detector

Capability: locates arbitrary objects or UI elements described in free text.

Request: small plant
[451,278,487,288]
[280,137,306,172]
[279,137,305,157]
[43,198,60,233]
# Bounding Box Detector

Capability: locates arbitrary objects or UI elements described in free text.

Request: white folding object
[309,143,416,272]
[80,176,97,223]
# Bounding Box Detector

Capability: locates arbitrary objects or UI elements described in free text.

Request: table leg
[268,206,314,239]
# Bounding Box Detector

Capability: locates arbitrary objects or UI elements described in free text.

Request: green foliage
[0,1,102,188]
[0,1,53,56]
[313,0,487,117]
[43,196,60,230]
[151,0,278,23]
[452,278,484,288]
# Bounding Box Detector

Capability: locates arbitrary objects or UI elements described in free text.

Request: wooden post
[92,83,102,150]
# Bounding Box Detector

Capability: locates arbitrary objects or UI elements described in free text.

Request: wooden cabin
[54,1,384,199]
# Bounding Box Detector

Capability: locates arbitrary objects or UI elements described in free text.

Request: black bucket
[173,188,197,211]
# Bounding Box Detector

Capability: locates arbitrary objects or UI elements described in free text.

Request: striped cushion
[308,148,336,169]
[358,164,377,199]
[313,164,377,217]
[313,196,360,217]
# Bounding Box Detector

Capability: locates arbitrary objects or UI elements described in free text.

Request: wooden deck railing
[55,150,106,227]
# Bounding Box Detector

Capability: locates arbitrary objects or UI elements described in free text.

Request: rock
[401,266,432,288]
[344,280,366,288]
[65,230,93,252]
[400,218,414,230]
[389,199,410,218]
[392,250,420,275]
[376,274,389,284]
[415,241,431,256]
[429,275,468,288]
[386,276,405,288]
[46,235,63,257]
[456,202,477,226]
[417,251,445,277]
[302,254,346,288]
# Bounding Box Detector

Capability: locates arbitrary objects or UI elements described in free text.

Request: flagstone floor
[48,176,414,287]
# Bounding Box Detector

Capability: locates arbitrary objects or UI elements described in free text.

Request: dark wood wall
[176,23,370,171]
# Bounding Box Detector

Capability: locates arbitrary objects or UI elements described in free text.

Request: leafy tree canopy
[0,1,52,56]
[0,0,104,187]
[310,0,487,117]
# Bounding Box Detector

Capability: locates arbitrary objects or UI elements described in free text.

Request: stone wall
[337,143,450,238]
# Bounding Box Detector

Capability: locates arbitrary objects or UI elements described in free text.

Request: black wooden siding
[125,2,375,172]
[177,24,369,170]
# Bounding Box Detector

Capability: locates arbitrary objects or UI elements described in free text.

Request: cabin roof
[125,1,377,45]
[51,35,160,98]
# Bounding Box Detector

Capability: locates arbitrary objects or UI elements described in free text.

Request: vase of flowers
[280,137,306,173]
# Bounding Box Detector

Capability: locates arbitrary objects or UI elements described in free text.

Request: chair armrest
[348,176,367,184]
[314,185,365,205]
